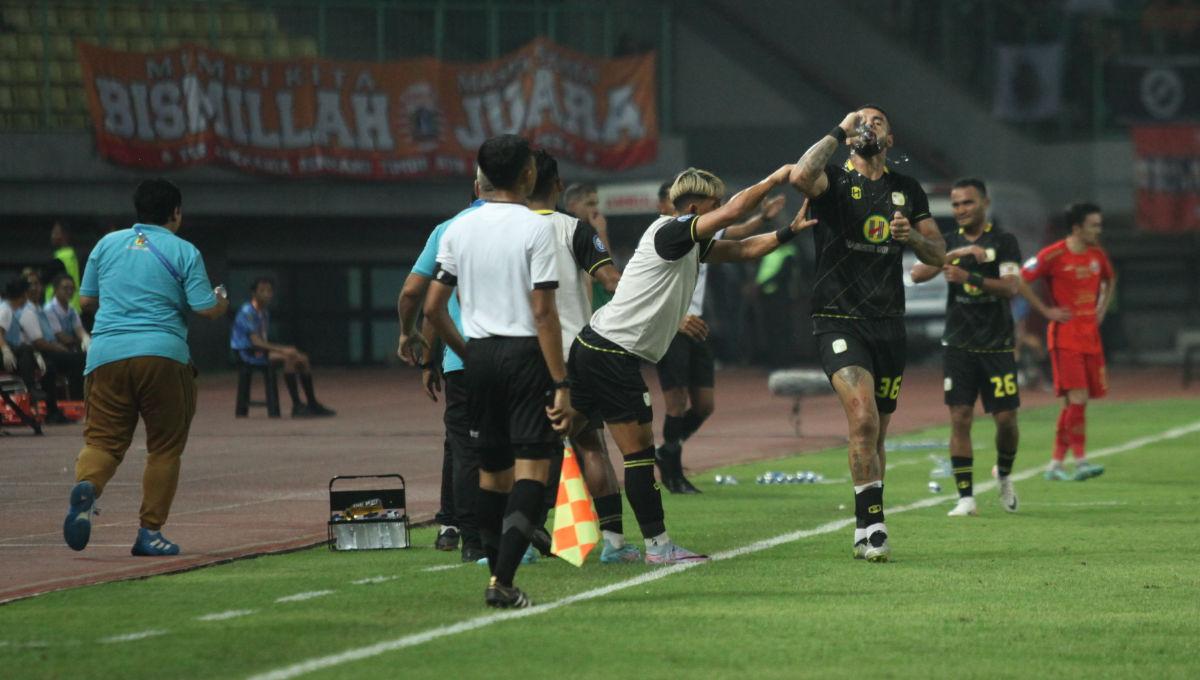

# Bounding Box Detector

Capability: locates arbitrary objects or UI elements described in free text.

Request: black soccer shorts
[568,326,654,426]
[463,337,561,470]
[814,316,907,414]
[655,331,715,391]
[943,346,1021,413]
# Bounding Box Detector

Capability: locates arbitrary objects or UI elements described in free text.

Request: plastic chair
[235,357,281,418]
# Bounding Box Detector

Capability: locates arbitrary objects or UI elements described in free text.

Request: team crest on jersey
[593,234,608,253]
[963,282,983,296]
[1089,259,1100,274]
[891,192,906,206]
[132,234,148,250]
[862,214,890,243]
[851,186,862,200]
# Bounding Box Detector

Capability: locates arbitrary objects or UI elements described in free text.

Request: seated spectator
[0,277,78,424]
[230,277,335,417]
[44,273,91,352]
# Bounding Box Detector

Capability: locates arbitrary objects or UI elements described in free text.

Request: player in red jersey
[1020,203,1116,481]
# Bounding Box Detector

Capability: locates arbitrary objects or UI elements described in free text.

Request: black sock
[594,492,624,535]
[854,484,885,529]
[542,455,563,518]
[494,479,544,587]
[283,373,302,408]
[299,373,317,404]
[996,449,1017,478]
[623,446,665,538]
[951,456,973,497]
[678,408,707,441]
[476,488,508,575]
[663,415,687,445]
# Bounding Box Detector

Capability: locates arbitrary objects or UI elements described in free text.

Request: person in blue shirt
[22,267,86,408]
[62,178,229,558]
[395,175,488,562]
[230,277,335,418]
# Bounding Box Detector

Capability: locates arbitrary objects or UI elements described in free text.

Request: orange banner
[78,38,658,180]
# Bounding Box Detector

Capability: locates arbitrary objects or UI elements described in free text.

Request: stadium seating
[0,1,303,131]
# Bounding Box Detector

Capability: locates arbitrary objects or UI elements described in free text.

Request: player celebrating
[569,165,814,564]
[1020,203,1115,481]
[789,106,946,562]
[911,179,1022,516]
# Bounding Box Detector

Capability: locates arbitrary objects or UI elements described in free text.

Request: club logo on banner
[1133,125,1200,233]
[77,38,658,179]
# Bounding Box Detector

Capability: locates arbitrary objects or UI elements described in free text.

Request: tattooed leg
[831,366,881,485]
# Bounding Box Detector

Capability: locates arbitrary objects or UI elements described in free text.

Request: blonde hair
[668,167,725,206]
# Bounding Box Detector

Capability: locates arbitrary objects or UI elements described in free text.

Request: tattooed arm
[789,111,863,198]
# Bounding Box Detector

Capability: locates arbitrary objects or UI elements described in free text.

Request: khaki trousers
[75,357,198,531]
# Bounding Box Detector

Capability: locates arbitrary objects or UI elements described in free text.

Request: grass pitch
[3,398,1199,679]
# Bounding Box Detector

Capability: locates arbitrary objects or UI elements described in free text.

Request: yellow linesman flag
[550,443,600,567]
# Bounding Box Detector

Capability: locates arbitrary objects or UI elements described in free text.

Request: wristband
[553,379,571,390]
[829,126,847,143]
[775,225,797,244]
[967,272,986,287]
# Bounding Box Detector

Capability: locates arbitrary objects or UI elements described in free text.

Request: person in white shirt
[652,181,786,494]
[425,134,578,609]
[1,276,77,424]
[570,165,816,564]
[44,273,91,352]
[527,149,640,563]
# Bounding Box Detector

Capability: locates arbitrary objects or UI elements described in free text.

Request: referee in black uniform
[911,178,1022,517]
[789,106,946,563]
[425,134,576,608]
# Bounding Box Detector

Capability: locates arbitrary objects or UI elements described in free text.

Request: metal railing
[0,0,673,131]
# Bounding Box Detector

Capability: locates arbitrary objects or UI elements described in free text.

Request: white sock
[603,530,625,549]
[854,527,868,543]
[1048,460,1064,470]
[865,522,887,539]
[853,480,883,494]
[645,531,670,549]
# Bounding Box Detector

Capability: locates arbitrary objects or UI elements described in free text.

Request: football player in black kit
[789,106,946,562]
[911,178,1022,517]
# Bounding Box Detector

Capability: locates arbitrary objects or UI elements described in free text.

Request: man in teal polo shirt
[397,178,488,562]
[63,178,229,557]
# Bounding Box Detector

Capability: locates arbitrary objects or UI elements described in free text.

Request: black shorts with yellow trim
[568,325,653,425]
[943,346,1020,413]
[813,315,906,414]
[655,331,715,391]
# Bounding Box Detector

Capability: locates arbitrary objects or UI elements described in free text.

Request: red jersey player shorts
[1051,348,1108,398]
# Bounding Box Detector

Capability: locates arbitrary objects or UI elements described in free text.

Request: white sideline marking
[422,564,466,573]
[1022,501,1127,507]
[275,590,334,604]
[100,630,166,644]
[197,609,257,622]
[248,421,1200,680]
[352,576,401,585]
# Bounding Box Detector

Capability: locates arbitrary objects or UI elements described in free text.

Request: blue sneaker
[477,546,538,565]
[63,481,97,551]
[521,545,539,564]
[131,528,181,556]
[599,541,642,564]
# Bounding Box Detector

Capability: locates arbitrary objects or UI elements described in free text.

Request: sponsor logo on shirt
[862,214,891,244]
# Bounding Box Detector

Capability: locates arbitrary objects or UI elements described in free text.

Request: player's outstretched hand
[421,366,442,402]
[679,314,709,341]
[890,211,912,243]
[761,194,787,220]
[397,332,429,366]
[789,198,817,233]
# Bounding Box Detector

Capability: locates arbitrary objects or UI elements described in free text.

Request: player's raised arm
[691,164,794,241]
[706,200,817,264]
[790,111,864,198]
